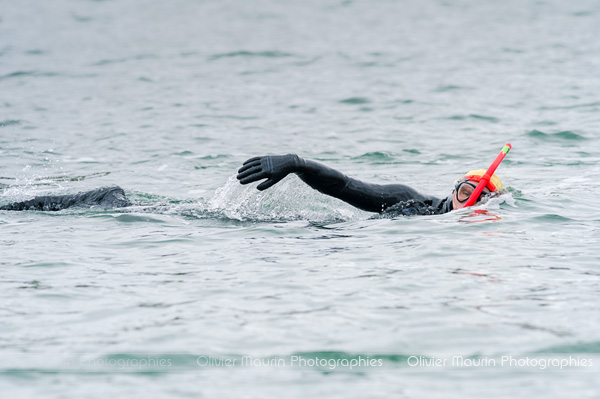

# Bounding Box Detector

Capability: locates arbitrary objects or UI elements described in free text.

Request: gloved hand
[237,154,301,191]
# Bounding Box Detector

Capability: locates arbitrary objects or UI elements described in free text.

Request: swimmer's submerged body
[0,186,131,211]
[0,154,503,215]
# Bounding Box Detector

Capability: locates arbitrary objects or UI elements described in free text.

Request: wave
[209,51,294,61]
[526,129,587,141]
[445,114,500,123]
[339,97,371,105]
[0,119,21,127]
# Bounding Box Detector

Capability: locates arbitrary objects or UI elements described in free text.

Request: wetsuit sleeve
[296,158,435,213]
[237,154,440,213]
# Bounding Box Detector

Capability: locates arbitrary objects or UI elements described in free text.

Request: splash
[479,192,515,209]
[207,175,367,222]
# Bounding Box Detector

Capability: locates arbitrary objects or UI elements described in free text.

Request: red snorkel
[463,143,512,208]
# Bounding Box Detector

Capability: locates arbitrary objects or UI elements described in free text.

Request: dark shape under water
[373,199,441,218]
[0,186,131,211]
[373,190,505,218]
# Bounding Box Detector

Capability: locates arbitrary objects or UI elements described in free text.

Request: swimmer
[237,154,504,215]
[0,153,504,214]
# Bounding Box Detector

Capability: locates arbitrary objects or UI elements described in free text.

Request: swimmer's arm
[297,158,432,212]
[237,154,432,213]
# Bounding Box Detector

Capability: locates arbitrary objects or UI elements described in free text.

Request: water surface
[1,0,600,397]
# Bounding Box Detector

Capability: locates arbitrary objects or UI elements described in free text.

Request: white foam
[208,174,369,222]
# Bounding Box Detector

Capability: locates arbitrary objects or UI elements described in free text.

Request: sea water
[1,0,599,397]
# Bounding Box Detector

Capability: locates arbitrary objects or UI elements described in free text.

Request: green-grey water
[1,0,600,397]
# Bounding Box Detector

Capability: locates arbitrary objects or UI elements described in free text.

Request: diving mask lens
[456,181,493,204]
[456,181,477,203]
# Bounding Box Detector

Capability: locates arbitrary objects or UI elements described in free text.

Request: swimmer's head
[452,169,503,210]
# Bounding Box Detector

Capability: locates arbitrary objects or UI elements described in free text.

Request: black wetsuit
[0,186,131,211]
[1,155,454,215]
[237,154,454,215]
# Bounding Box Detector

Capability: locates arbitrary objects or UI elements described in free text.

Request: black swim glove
[237,154,302,191]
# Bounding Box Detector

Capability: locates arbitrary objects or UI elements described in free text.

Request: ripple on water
[0,120,21,127]
[531,214,574,223]
[433,85,474,92]
[339,97,371,105]
[535,341,600,353]
[0,71,34,80]
[0,71,60,80]
[351,151,395,162]
[539,102,600,110]
[90,213,169,224]
[445,114,500,123]
[21,262,72,268]
[526,129,587,141]
[208,51,294,61]
[403,149,421,154]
